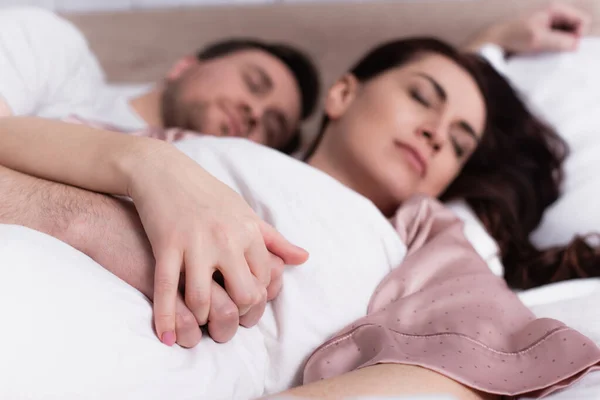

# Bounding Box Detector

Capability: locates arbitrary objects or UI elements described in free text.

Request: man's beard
[160,81,206,133]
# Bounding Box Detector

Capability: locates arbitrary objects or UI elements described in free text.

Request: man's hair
[197,38,320,154]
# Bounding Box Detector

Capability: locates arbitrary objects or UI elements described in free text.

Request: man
[0,5,319,349]
[0,6,319,154]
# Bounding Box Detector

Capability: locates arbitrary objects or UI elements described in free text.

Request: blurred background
[6,0,589,141]
[0,0,473,12]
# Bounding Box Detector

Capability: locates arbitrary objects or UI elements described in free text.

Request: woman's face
[310,53,486,215]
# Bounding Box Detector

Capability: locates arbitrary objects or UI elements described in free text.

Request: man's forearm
[0,164,87,240]
[0,165,155,298]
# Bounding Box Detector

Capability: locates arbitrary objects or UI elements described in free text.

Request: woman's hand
[466,3,591,54]
[125,142,308,346]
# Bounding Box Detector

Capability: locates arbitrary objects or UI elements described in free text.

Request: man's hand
[466,3,592,54]
[0,166,289,347]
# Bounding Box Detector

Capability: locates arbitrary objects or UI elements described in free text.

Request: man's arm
[0,164,154,296]
[462,3,590,54]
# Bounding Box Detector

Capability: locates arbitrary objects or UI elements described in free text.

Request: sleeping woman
[0,4,599,399]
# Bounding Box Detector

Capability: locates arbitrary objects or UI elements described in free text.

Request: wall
[2,0,475,12]
[0,0,277,13]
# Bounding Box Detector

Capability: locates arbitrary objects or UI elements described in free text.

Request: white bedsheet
[3,221,598,400]
[0,137,599,399]
[0,137,407,399]
[519,279,600,399]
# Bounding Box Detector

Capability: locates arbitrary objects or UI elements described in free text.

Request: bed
[3,1,600,399]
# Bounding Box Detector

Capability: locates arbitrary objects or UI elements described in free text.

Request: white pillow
[445,200,503,276]
[488,39,600,248]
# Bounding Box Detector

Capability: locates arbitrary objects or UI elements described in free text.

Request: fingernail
[161,331,176,346]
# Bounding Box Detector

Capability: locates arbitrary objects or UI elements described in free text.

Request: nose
[417,119,448,153]
[419,129,441,152]
[239,103,259,137]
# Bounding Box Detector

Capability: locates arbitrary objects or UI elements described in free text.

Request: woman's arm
[0,116,159,196]
[271,364,495,400]
[0,116,308,346]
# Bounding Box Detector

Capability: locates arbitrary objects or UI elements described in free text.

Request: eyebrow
[415,72,480,142]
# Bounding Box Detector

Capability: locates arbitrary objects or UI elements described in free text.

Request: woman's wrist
[114,136,173,198]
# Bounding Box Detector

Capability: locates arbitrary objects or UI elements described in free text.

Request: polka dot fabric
[303,196,600,398]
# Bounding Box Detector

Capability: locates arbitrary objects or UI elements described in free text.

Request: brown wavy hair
[305,37,600,290]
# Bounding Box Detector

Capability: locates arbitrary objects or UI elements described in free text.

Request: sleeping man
[0,6,320,154]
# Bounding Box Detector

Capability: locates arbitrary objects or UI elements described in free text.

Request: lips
[219,101,244,137]
[393,140,428,177]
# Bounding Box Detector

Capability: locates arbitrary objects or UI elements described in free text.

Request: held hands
[467,3,591,54]
[125,142,308,347]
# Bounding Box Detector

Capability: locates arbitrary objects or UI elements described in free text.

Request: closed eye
[410,89,430,108]
[451,138,465,158]
[244,71,264,94]
[264,109,289,148]
[243,64,273,96]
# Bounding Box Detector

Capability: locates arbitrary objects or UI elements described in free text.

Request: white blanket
[1,137,600,399]
[0,137,406,399]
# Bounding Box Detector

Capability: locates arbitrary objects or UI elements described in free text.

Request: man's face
[161,49,302,150]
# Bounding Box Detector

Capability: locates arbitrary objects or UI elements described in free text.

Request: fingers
[245,232,272,288]
[184,251,213,326]
[167,240,289,346]
[153,248,184,346]
[242,253,284,328]
[158,218,303,349]
[175,294,202,348]
[207,281,240,343]
[239,287,267,328]
[548,2,592,36]
[537,30,579,52]
[527,3,586,53]
[576,13,592,36]
[219,252,262,316]
[266,253,285,301]
[258,220,309,265]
